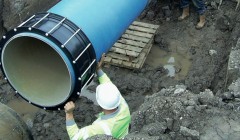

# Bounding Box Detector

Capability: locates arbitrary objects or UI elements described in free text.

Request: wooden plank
[122,34,150,43]
[129,25,156,34]
[104,56,112,63]
[110,47,139,57]
[112,59,123,65]
[133,21,160,29]
[105,21,158,69]
[107,52,130,61]
[139,44,153,68]
[118,39,146,48]
[132,52,146,63]
[142,38,153,52]
[132,63,137,68]
[126,50,139,57]
[125,30,153,38]
[110,47,126,55]
[114,43,143,53]
[135,63,141,69]
[122,61,132,67]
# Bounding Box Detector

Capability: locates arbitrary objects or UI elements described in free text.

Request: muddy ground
[1,0,240,139]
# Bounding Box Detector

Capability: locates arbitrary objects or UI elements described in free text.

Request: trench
[0,0,239,139]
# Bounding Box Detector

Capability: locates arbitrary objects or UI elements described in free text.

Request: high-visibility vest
[66,73,131,140]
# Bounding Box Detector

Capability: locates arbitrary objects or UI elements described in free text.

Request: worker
[64,54,131,140]
[178,0,206,29]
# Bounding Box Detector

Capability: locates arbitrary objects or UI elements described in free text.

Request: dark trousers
[180,0,206,15]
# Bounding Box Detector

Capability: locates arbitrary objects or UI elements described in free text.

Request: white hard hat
[96,82,121,110]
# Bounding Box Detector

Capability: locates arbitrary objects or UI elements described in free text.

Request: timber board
[105,21,159,69]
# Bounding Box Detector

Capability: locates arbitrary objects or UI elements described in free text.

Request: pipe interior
[2,36,72,107]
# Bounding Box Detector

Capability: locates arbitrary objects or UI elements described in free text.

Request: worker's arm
[64,102,105,139]
[64,101,79,139]
[96,55,127,108]
[97,69,111,84]
[96,53,111,84]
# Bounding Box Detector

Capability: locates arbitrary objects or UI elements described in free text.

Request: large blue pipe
[49,0,149,61]
[0,0,150,110]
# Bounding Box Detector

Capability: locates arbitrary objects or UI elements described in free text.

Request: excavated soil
[1,0,240,140]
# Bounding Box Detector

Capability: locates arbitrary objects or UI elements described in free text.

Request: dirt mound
[130,85,240,140]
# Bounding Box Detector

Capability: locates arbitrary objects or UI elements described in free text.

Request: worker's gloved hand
[64,101,75,114]
[97,53,106,70]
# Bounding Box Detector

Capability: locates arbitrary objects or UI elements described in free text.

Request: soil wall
[0,0,3,37]
[1,0,59,31]
[0,0,2,21]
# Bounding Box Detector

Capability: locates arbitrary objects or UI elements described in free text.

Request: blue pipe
[49,0,149,61]
[0,0,150,110]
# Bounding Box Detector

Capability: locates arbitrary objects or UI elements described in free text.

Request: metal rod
[81,59,96,78]
[46,17,66,36]
[81,73,95,91]
[18,15,36,27]
[32,13,50,28]
[63,29,80,47]
[73,43,91,63]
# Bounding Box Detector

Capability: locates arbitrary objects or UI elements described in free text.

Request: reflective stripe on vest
[98,122,112,136]
[72,128,89,140]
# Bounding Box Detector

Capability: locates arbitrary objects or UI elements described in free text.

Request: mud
[146,44,192,80]
[0,0,240,140]
[145,0,238,94]
[7,98,39,127]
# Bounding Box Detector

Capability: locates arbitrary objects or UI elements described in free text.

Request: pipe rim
[1,33,75,107]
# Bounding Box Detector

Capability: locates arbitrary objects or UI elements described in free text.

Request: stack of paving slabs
[104,21,159,69]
